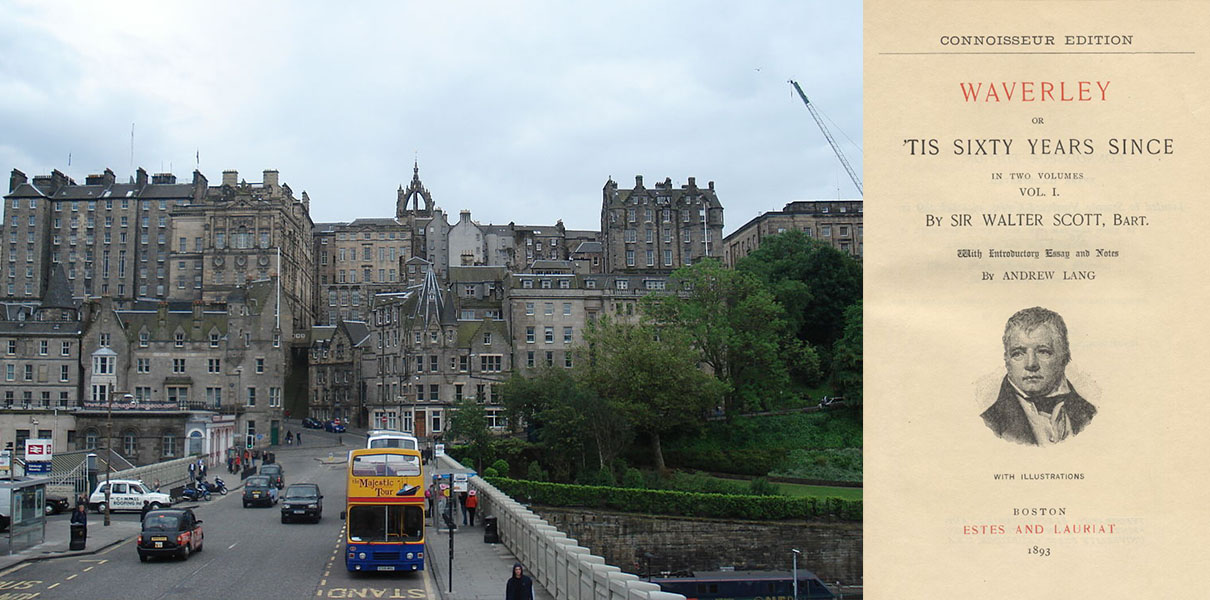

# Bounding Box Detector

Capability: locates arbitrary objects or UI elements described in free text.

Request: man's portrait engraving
[980,307,1097,446]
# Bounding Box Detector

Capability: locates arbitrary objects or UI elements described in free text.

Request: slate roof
[40,264,78,309]
[572,241,603,253]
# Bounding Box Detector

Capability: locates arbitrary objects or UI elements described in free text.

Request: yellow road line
[83,566,94,572]
[0,563,31,577]
[67,574,78,580]
[48,583,60,590]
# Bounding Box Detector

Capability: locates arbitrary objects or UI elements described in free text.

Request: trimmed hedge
[486,477,861,522]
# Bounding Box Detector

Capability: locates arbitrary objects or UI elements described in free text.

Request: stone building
[600,176,724,275]
[4,168,206,302]
[722,199,863,267]
[169,169,316,335]
[307,320,370,424]
[395,163,450,281]
[312,219,412,325]
[80,278,289,460]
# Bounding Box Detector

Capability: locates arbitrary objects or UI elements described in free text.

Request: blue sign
[26,462,51,474]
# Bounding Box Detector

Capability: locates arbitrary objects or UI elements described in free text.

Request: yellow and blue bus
[343,448,426,572]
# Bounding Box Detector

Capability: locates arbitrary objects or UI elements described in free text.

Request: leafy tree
[830,302,862,405]
[641,259,805,414]
[735,230,861,349]
[446,396,491,473]
[578,318,722,472]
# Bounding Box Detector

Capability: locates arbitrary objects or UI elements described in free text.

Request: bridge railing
[437,455,685,600]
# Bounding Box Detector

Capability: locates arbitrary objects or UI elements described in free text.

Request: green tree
[578,318,722,472]
[641,259,805,414]
[830,301,862,405]
[446,396,491,473]
[735,231,861,349]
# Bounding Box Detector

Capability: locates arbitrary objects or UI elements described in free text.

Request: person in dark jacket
[140,500,152,522]
[505,562,533,600]
[71,503,88,526]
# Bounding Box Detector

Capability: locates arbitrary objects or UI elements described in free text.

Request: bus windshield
[351,453,421,477]
[347,504,425,542]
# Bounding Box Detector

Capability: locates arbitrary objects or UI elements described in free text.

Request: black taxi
[137,508,204,561]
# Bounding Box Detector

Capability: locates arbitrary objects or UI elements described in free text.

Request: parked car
[324,420,346,433]
[45,496,71,516]
[88,480,173,514]
[280,483,323,523]
[137,508,203,561]
[301,417,323,429]
[259,464,285,489]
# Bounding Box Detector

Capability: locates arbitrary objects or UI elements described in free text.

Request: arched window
[122,429,138,456]
[85,428,99,450]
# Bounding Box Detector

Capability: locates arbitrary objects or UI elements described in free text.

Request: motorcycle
[180,480,212,502]
[199,477,228,496]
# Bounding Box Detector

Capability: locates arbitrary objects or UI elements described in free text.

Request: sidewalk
[0,513,141,571]
[425,520,554,600]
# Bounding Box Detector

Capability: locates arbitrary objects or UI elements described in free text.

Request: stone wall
[533,507,862,587]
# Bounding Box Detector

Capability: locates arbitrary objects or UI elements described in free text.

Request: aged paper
[865,1,1210,597]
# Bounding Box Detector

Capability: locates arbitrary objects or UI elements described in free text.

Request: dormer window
[139,331,149,347]
[175,331,185,348]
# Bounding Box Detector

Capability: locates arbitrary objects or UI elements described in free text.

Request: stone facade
[601,176,724,275]
[307,320,370,424]
[535,507,862,586]
[313,219,413,325]
[723,199,863,267]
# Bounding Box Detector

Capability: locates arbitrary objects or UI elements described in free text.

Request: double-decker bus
[343,448,426,572]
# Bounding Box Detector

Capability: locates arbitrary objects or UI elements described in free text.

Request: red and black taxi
[137,508,204,561]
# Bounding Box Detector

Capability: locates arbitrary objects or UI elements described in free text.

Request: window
[246,387,257,406]
[544,302,554,316]
[526,351,535,368]
[139,331,149,347]
[545,351,554,367]
[525,302,534,316]
[664,250,673,266]
[206,387,222,408]
[94,354,115,375]
[210,332,220,348]
[460,309,475,320]
[563,302,572,316]
[565,353,573,368]
[172,358,186,373]
[269,387,281,408]
[483,332,493,345]
[167,386,188,406]
[208,358,221,373]
[429,355,438,372]
[60,365,70,382]
[123,432,137,456]
[564,327,573,344]
[544,327,554,344]
[5,340,13,355]
[162,433,176,457]
[24,364,32,381]
[38,340,47,355]
[626,250,635,266]
[174,331,185,347]
[137,358,151,373]
[615,279,628,290]
[256,358,265,373]
[479,355,502,372]
[429,384,439,402]
[99,333,111,347]
[526,327,535,343]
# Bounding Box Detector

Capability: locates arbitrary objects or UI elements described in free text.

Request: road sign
[434,444,445,457]
[453,472,468,492]
[25,439,53,462]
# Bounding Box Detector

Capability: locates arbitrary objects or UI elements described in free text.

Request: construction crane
[789,80,862,196]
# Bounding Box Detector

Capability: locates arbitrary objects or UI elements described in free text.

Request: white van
[88,479,172,513]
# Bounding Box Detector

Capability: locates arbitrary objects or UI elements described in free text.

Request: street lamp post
[792,548,801,600]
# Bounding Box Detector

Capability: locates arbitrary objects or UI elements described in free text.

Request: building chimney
[136,167,149,187]
[687,177,696,188]
[152,173,177,185]
[708,181,714,191]
[635,175,644,188]
[460,210,471,223]
[192,299,204,322]
[9,169,26,193]
[157,301,169,324]
[222,170,238,187]
[263,169,279,190]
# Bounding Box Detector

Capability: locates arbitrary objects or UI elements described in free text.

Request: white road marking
[228,542,239,550]
[48,583,60,590]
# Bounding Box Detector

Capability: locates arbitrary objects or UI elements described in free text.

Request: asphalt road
[0,432,435,600]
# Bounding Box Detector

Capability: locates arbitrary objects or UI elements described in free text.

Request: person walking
[188,461,197,482]
[459,491,469,526]
[505,562,534,600]
[140,500,152,523]
[466,490,479,527]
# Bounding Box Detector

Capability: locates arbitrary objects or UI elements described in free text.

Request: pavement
[0,511,142,572]
[425,516,554,600]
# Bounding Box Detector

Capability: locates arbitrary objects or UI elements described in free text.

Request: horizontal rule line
[880,51,1196,55]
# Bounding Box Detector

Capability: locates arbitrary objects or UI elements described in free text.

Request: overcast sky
[0,1,861,236]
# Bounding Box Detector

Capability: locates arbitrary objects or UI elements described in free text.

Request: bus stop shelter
[0,476,49,555]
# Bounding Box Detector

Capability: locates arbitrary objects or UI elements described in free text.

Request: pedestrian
[140,500,152,522]
[338,433,343,445]
[297,433,302,446]
[459,491,469,525]
[426,482,436,519]
[466,490,479,527]
[235,455,241,472]
[71,502,88,528]
[188,461,196,482]
[199,459,207,479]
[505,562,534,600]
[227,455,234,473]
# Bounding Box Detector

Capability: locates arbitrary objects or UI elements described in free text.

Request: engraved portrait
[980,307,1097,446]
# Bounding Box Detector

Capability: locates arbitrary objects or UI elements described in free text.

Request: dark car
[45,496,71,516]
[301,417,322,429]
[280,483,323,523]
[137,508,203,561]
[259,463,285,489]
[242,476,279,507]
[324,420,346,433]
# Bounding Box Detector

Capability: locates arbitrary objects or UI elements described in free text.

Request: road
[0,432,435,600]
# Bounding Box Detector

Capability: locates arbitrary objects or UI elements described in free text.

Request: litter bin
[483,516,499,543]
[70,524,87,551]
